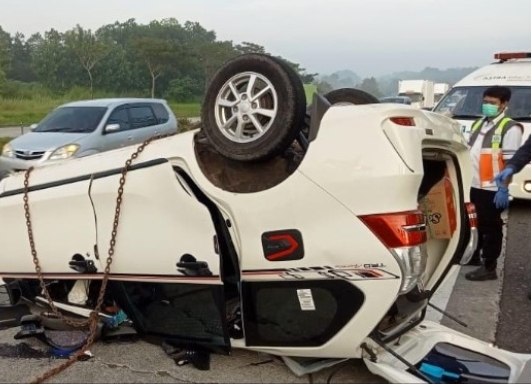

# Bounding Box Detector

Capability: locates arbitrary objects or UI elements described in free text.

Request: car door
[127,103,162,143]
[0,175,97,277]
[87,158,231,351]
[101,105,134,151]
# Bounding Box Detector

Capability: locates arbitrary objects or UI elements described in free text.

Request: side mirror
[104,123,121,133]
[29,124,38,130]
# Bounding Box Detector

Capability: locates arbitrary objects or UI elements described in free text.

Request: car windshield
[33,106,108,133]
[398,93,423,103]
[433,86,531,121]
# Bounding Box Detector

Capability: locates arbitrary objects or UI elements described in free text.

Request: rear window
[151,103,170,123]
[433,86,531,120]
[34,106,107,133]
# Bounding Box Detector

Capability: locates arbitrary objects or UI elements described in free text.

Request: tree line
[0,18,318,102]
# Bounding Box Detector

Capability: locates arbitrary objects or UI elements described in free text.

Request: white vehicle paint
[398,80,435,109]
[433,51,531,200]
[434,83,450,104]
[1,102,530,383]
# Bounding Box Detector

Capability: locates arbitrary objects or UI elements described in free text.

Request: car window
[33,106,107,133]
[151,103,170,124]
[129,105,158,129]
[433,86,531,120]
[106,106,130,131]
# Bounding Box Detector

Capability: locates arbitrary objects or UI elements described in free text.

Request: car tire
[201,53,307,162]
[323,88,380,105]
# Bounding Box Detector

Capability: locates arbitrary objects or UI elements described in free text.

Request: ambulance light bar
[495,52,531,61]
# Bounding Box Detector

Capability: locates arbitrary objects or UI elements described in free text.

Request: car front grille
[14,150,45,160]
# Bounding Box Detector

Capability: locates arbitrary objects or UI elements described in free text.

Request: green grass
[0,83,316,127]
[0,97,200,127]
[304,84,317,102]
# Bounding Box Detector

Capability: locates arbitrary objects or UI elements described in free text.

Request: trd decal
[261,229,304,261]
[276,267,398,282]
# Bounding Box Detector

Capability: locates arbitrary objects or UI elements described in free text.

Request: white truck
[432,51,531,201]
[434,83,450,103]
[398,80,435,109]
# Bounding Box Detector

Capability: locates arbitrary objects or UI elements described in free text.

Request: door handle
[127,136,133,140]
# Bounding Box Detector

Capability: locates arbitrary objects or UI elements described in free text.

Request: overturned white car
[0,53,530,383]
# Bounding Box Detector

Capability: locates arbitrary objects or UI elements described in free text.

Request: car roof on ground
[60,98,168,108]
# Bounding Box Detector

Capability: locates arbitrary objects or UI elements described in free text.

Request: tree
[0,17,316,104]
[315,80,333,94]
[0,26,10,75]
[235,42,266,55]
[8,32,36,82]
[64,25,110,98]
[131,36,175,98]
[356,77,383,98]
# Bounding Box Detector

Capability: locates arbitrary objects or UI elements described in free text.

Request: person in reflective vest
[465,86,523,281]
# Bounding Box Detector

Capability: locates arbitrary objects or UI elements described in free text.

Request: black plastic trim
[242,279,365,347]
[0,158,169,198]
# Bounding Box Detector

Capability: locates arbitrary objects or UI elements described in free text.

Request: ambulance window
[434,86,531,120]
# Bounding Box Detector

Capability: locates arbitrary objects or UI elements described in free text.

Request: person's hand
[493,167,514,187]
[493,185,510,210]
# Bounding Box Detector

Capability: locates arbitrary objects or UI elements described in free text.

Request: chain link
[24,132,176,383]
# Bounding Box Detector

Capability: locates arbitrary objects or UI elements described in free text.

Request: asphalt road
[496,199,531,353]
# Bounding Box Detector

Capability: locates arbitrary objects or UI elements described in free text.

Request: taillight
[360,210,428,294]
[390,117,416,126]
[465,202,477,228]
[359,210,427,248]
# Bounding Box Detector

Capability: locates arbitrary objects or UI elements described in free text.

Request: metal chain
[24,132,176,383]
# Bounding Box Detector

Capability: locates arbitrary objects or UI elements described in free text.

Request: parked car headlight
[391,245,428,294]
[49,144,79,160]
[2,143,14,158]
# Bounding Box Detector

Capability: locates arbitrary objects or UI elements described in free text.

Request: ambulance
[433,52,531,200]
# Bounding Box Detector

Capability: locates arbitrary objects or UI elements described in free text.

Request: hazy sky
[1,0,531,77]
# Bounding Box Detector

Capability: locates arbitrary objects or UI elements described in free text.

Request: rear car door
[87,158,231,352]
[150,102,177,135]
[126,103,163,143]
[364,320,531,383]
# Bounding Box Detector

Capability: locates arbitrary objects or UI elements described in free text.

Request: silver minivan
[0,98,179,176]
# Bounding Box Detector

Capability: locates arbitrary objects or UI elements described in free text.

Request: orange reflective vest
[468,116,522,188]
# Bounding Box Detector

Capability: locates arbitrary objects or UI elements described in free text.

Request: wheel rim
[214,71,278,144]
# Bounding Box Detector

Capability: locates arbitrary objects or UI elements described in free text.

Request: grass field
[0,84,318,127]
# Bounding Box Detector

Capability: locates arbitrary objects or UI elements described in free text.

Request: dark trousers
[470,187,505,271]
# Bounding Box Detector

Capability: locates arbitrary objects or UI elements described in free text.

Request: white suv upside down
[0,53,530,383]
